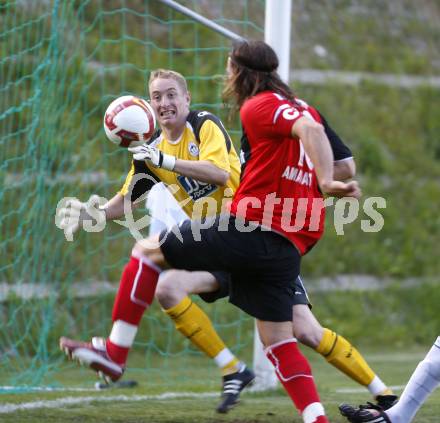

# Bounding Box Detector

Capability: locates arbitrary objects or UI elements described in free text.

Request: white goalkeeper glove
[128,144,176,171]
[55,194,107,241]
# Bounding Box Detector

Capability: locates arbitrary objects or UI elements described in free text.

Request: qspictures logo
[55,173,386,246]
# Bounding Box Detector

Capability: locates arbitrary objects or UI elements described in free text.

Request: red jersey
[230,91,325,255]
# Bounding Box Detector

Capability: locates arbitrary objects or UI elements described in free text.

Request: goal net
[0,0,265,390]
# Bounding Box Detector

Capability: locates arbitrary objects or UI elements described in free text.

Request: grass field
[1,347,440,422]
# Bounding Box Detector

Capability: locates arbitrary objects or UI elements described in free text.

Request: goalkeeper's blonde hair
[148,69,188,93]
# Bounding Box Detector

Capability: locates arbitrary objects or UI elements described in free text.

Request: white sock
[109,320,138,348]
[367,375,388,397]
[302,402,325,423]
[387,336,440,423]
[213,348,236,368]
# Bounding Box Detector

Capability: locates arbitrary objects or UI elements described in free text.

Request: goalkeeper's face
[149,77,191,129]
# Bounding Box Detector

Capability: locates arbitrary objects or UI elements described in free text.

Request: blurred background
[0,0,439,391]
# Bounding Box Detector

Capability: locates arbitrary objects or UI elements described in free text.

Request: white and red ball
[103,95,156,148]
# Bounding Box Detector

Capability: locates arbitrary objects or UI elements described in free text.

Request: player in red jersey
[130,39,358,422]
[128,40,359,422]
[211,41,359,422]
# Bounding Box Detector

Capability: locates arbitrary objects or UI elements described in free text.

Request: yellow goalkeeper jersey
[120,110,241,219]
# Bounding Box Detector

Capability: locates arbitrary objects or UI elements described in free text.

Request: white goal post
[250,0,293,392]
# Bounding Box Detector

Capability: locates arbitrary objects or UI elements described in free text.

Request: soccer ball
[103,95,156,148]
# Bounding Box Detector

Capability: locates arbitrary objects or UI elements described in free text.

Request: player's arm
[57,160,156,240]
[129,116,231,186]
[99,192,142,221]
[291,117,361,198]
[325,129,356,181]
[68,160,156,226]
[182,116,232,186]
[172,159,229,186]
[334,158,356,181]
[318,111,356,181]
[129,145,229,186]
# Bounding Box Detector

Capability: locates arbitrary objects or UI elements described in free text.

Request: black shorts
[199,272,311,309]
[198,271,231,303]
[160,215,302,322]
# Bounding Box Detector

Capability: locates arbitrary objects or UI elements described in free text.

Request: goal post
[265,0,292,82]
[251,0,292,392]
[158,0,244,42]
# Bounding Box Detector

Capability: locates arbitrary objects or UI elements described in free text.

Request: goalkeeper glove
[56,194,106,241]
[128,144,176,171]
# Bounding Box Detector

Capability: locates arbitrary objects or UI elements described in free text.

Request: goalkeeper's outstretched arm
[101,193,136,220]
[56,192,141,241]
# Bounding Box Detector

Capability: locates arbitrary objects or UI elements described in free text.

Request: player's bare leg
[156,270,220,308]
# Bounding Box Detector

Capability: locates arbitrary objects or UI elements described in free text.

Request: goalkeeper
[58,68,394,413]
[59,69,253,413]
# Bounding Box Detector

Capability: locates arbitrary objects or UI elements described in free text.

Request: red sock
[266,339,328,423]
[106,254,160,364]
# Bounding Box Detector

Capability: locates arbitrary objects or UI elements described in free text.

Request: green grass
[1,348,440,422]
[1,3,440,419]
[2,283,440,392]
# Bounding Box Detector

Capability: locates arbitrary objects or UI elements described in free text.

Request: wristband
[161,153,176,171]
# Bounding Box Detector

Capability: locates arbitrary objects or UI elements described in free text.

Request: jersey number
[298,141,314,169]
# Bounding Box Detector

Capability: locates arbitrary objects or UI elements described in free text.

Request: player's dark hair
[223,40,295,109]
